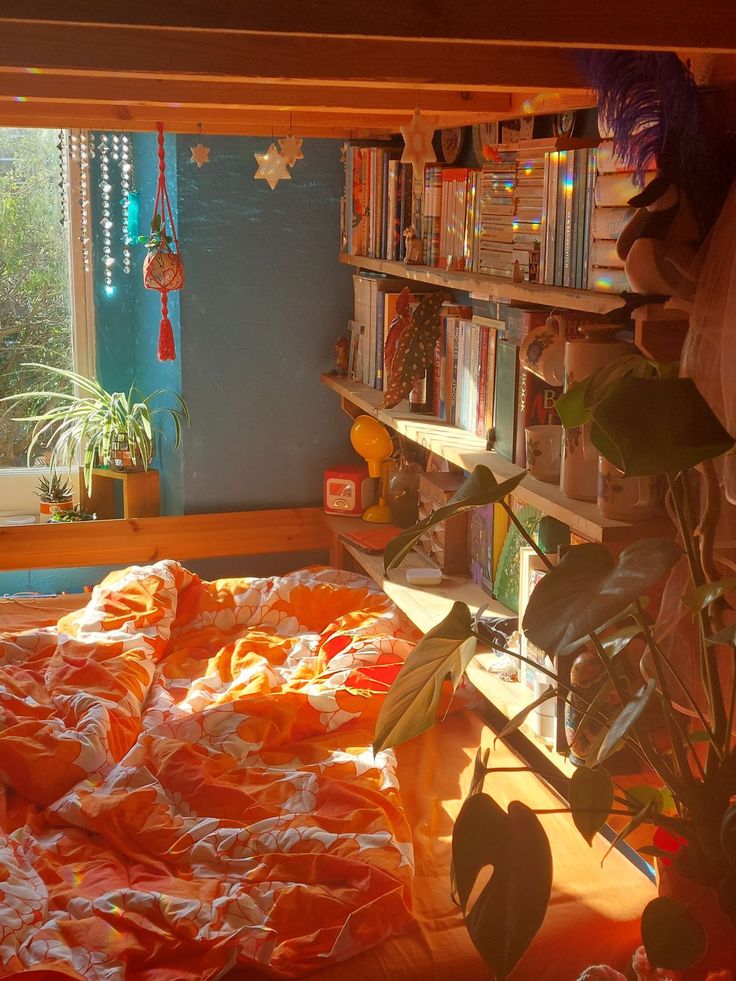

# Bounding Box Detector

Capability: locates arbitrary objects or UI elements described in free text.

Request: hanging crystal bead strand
[120,134,132,275]
[78,131,91,273]
[57,129,69,227]
[99,134,115,294]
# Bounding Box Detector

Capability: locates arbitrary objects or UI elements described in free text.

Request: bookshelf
[339,253,625,316]
[322,512,577,779]
[321,373,672,544]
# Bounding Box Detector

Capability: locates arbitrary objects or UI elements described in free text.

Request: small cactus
[35,471,73,503]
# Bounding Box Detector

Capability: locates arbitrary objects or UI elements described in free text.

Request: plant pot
[39,499,74,524]
[108,437,148,473]
[656,857,736,978]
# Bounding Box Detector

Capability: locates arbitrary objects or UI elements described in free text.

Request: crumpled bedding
[0,562,421,980]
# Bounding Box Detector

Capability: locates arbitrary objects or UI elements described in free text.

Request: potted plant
[35,470,73,523]
[2,364,190,495]
[374,355,736,979]
[49,503,96,522]
[139,213,184,293]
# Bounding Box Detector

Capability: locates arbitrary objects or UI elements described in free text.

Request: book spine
[476,325,489,438]
[562,151,575,288]
[583,149,595,288]
[375,288,385,390]
[492,340,519,462]
[544,152,557,285]
[514,367,529,466]
[469,324,480,434]
[484,326,497,443]
[432,328,442,417]
[438,317,448,420]
[554,150,567,286]
[450,320,460,425]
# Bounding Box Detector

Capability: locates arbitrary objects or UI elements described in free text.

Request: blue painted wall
[176,134,353,513]
[1,133,352,595]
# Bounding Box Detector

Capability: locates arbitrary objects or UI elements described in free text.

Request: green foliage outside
[0,128,73,467]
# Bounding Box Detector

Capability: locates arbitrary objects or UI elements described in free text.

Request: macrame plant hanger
[143,122,184,361]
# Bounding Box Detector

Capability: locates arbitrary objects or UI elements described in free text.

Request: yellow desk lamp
[349,414,393,523]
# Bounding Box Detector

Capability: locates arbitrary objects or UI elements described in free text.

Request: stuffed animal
[403,226,424,265]
[615,173,700,295]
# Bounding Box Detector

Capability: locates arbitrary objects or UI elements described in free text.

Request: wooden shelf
[322,373,673,544]
[339,253,626,316]
[321,513,576,779]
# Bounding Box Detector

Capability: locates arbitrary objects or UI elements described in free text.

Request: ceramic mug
[597,456,661,521]
[525,425,562,483]
[519,314,566,387]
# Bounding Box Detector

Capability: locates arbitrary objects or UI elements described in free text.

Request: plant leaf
[556,354,657,429]
[641,896,708,971]
[599,622,644,658]
[569,766,614,845]
[596,678,657,764]
[522,540,680,656]
[452,795,552,980]
[495,688,558,742]
[590,375,735,476]
[684,575,736,613]
[384,465,526,574]
[373,602,477,754]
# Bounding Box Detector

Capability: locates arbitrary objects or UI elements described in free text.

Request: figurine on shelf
[334,335,349,376]
[403,226,424,265]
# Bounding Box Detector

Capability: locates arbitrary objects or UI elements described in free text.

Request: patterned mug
[597,456,661,521]
[519,314,566,386]
[525,425,562,483]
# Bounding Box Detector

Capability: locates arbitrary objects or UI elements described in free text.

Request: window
[0,128,94,474]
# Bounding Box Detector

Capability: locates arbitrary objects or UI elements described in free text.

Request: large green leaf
[596,678,657,764]
[555,354,658,430]
[384,465,526,574]
[641,896,708,971]
[589,376,734,477]
[373,602,477,753]
[569,766,613,845]
[452,794,552,981]
[684,575,736,613]
[522,540,680,657]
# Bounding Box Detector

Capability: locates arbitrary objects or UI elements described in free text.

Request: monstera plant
[375,355,736,979]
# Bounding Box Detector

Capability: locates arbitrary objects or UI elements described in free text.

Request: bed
[0,511,655,979]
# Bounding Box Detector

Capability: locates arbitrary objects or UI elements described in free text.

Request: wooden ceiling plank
[0,23,586,91]
[0,1,733,53]
[0,72,511,115]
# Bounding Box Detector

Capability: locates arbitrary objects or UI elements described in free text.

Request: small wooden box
[79,467,160,519]
[417,471,468,574]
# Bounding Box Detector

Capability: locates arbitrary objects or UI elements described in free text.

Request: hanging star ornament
[400,108,437,197]
[254,143,291,190]
[278,133,303,168]
[190,142,210,168]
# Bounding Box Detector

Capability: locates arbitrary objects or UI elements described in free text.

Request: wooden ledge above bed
[0,508,332,572]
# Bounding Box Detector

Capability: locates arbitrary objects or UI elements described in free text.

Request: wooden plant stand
[79,467,160,519]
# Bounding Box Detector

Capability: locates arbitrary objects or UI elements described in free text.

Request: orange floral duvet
[0,562,422,980]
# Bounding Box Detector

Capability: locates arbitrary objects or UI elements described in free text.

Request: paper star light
[190,142,210,168]
[400,108,437,193]
[254,143,291,190]
[278,134,304,167]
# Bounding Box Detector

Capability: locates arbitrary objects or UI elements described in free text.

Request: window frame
[0,128,95,503]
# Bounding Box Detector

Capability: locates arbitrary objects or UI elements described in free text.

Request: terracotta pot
[39,498,73,524]
[656,858,736,979]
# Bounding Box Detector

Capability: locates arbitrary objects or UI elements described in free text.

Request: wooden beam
[0,101,490,134]
[0,508,332,571]
[0,2,733,53]
[0,72,512,117]
[0,23,586,92]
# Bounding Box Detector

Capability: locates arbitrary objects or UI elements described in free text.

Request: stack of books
[478,152,517,276]
[513,148,545,281]
[539,147,597,288]
[342,143,412,261]
[434,311,501,437]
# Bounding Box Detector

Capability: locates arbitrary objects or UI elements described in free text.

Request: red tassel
[157,292,176,361]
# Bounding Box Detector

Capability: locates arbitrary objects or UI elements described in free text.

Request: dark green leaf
[495,688,558,742]
[590,376,734,476]
[599,623,644,658]
[556,355,656,429]
[522,540,680,656]
[641,896,708,971]
[452,795,552,980]
[569,766,614,845]
[373,602,477,753]
[384,465,526,574]
[684,575,736,613]
[596,679,657,764]
[600,797,656,865]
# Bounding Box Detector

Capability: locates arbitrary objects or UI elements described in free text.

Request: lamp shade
[350,415,393,477]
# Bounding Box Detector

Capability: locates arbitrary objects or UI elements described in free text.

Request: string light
[78,130,91,273]
[57,129,68,227]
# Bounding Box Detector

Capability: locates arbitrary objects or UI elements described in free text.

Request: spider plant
[2,363,190,495]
